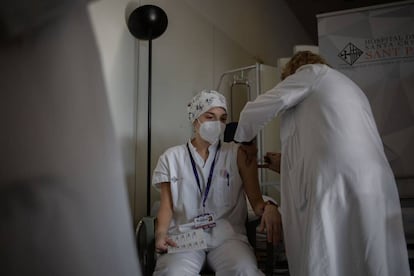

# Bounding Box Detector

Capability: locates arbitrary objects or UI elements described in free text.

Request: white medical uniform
[234,64,410,276]
[152,140,264,276]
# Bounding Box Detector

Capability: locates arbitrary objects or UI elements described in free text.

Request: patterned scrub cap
[187,90,227,122]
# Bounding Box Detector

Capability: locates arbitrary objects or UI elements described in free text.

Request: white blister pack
[168,229,207,253]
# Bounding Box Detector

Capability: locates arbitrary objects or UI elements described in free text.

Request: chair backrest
[224,122,238,142]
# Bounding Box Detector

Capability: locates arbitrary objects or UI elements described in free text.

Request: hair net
[187,90,227,122]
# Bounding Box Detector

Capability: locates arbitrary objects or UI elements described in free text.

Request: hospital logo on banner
[335,34,414,68]
[338,43,363,65]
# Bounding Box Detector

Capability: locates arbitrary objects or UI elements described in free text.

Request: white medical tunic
[234,64,410,276]
[152,140,249,248]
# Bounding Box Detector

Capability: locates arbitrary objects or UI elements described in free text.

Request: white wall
[184,0,313,66]
[88,0,137,216]
[88,0,312,224]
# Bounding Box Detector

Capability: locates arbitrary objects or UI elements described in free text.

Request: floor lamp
[126,4,168,216]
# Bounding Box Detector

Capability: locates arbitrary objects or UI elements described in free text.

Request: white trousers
[153,239,264,276]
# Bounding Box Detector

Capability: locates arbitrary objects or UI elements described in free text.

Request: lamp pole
[126,4,168,216]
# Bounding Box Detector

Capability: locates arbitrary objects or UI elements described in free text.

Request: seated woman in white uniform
[152,90,281,276]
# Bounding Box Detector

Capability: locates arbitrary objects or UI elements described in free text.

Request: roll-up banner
[317,1,414,178]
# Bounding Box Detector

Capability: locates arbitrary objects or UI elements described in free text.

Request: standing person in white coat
[234,51,410,276]
[0,1,141,275]
[152,90,281,276]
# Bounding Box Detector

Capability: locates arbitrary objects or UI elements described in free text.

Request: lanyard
[186,141,221,208]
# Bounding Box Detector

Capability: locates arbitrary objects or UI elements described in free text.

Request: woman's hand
[257,203,282,245]
[155,232,177,253]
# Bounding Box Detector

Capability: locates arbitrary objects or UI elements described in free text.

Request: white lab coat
[234,64,410,276]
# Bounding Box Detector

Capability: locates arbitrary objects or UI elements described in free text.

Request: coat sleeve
[234,64,323,142]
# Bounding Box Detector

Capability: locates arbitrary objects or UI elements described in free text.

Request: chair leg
[136,216,157,275]
[266,242,274,276]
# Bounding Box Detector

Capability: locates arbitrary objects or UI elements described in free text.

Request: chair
[135,214,286,276]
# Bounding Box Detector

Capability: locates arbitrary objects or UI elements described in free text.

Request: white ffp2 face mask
[198,120,226,145]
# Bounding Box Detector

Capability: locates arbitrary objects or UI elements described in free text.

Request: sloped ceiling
[285,0,407,43]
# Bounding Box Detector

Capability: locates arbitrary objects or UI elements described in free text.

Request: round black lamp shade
[127,5,168,40]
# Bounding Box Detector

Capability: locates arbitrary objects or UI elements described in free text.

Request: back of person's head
[281,51,329,80]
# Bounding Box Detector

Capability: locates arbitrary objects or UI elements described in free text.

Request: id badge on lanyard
[194,212,216,229]
[186,141,221,230]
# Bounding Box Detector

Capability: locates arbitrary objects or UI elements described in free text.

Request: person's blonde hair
[281,51,329,80]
